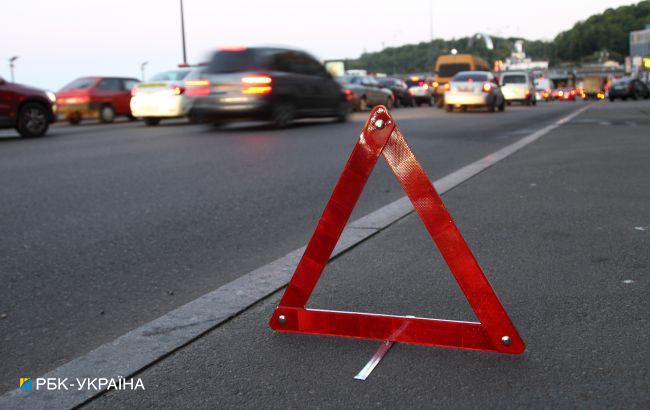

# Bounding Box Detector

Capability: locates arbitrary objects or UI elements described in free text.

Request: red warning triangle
[269,107,525,354]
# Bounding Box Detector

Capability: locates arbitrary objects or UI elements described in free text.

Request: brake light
[242,86,272,95]
[570,89,576,95]
[344,89,355,100]
[171,86,185,95]
[422,83,429,90]
[184,79,211,96]
[443,83,450,91]
[240,75,272,95]
[482,83,492,93]
[525,89,530,96]
[241,75,272,85]
[558,90,564,97]
[131,87,139,97]
[432,81,439,88]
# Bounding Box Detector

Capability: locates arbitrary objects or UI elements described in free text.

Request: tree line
[342,1,650,74]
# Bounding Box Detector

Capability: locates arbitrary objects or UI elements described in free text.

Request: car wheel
[16,102,49,138]
[336,102,349,123]
[144,117,161,126]
[445,104,453,112]
[622,97,627,101]
[427,98,433,107]
[416,101,422,107]
[271,101,295,129]
[609,96,615,102]
[359,97,369,111]
[487,102,496,112]
[99,105,116,123]
[498,99,506,112]
[67,114,82,125]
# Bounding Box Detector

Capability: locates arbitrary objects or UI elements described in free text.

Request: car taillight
[171,86,185,95]
[408,89,415,96]
[344,89,355,100]
[482,83,492,93]
[184,79,211,96]
[570,89,576,95]
[131,87,139,97]
[525,89,530,96]
[443,83,450,91]
[422,83,429,90]
[432,81,439,88]
[241,75,272,95]
[241,75,272,85]
[558,90,564,97]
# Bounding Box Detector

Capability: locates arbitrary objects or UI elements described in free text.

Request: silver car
[444,71,505,112]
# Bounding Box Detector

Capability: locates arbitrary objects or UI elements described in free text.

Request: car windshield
[61,78,96,91]
[502,75,526,84]
[438,63,471,77]
[150,70,191,81]
[452,73,488,82]
[207,50,259,73]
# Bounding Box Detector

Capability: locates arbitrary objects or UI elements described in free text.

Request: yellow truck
[433,54,490,107]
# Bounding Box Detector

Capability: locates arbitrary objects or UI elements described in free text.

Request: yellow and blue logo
[20,378,32,391]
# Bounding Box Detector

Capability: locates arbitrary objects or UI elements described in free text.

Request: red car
[0,76,56,137]
[56,77,140,124]
[551,87,578,101]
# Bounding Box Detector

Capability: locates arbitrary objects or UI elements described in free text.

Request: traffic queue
[2,47,649,138]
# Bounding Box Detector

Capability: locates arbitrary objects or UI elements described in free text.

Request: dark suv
[0,76,56,137]
[184,47,348,128]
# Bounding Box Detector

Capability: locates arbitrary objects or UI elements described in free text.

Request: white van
[500,71,536,106]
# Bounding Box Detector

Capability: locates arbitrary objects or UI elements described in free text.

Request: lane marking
[0,104,590,409]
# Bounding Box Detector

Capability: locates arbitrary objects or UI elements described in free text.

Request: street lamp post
[9,56,19,82]
[180,0,188,65]
[140,61,148,81]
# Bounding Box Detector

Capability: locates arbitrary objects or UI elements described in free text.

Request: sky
[1,0,638,90]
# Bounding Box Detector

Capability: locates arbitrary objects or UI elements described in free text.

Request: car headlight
[46,91,56,103]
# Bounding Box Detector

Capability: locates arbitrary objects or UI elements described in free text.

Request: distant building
[630,25,650,57]
[628,25,650,80]
[502,40,549,72]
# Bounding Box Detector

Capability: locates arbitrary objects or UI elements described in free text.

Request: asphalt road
[0,102,591,393]
[85,100,650,408]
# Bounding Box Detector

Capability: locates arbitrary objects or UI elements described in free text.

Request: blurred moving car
[444,71,505,113]
[184,47,348,128]
[56,77,140,124]
[405,77,433,106]
[534,78,553,101]
[433,54,490,107]
[500,71,536,106]
[378,77,413,107]
[338,75,394,111]
[608,78,650,101]
[130,69,192,125]
[0,76,56,137]
[551,87,578,101]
